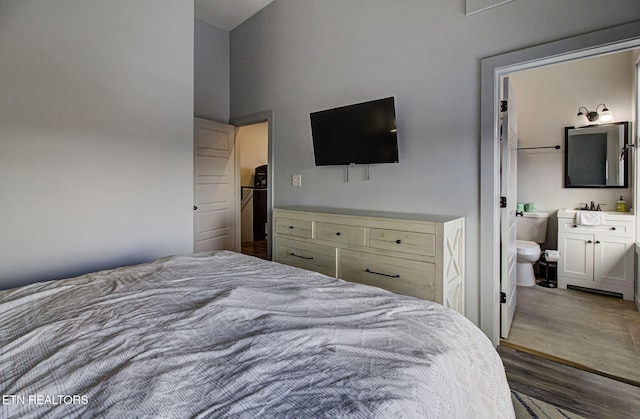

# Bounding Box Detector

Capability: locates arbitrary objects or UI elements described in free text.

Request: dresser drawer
[275,217,313,238]
[274,237,336,277]
[558,220,633,237]
[339,249,435,301]
[370,228,435,256]
[315,222,366,246]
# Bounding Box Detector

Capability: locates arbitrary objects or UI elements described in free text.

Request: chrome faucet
[579,202,604,211]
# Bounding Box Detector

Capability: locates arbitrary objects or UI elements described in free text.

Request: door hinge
[500,100,508,112]
[500,292,506,304]
[500,196,507,208]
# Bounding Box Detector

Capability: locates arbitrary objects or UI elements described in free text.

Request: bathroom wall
[510,51,636,248]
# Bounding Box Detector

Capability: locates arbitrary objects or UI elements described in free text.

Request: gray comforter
[0,251,514,418]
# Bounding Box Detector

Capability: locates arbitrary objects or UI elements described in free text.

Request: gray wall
[230,0,640,324]
[195,19,230,122]
[0,1,195,289]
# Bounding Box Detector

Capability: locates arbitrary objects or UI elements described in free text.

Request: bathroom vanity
[556,209,634,300]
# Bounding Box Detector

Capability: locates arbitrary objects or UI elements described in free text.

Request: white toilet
[516,212,549,286]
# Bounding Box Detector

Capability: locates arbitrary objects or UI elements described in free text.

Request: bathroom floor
[501,283,640,386]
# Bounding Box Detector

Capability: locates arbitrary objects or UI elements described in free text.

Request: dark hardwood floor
[499,346,640,418]
[241,240,269,260]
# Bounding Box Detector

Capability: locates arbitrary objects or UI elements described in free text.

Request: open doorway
[237,122,269,260]
[481,21,640,384]
[481,20,640,344]
[231,111,275,261]
[501,51,640,385]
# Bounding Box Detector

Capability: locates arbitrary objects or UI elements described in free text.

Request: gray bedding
[0,251,514,418]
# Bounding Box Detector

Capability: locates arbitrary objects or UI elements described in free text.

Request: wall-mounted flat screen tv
[310,96,398,166]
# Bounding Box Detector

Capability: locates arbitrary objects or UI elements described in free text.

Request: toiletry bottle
[617,196,626,212]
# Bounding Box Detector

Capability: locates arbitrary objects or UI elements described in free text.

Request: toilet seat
[516,240,540,257]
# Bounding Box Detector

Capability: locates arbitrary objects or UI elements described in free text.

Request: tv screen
[310,97,398,166]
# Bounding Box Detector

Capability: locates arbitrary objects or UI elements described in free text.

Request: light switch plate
[292,174,302,187]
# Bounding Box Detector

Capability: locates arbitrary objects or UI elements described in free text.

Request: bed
[1,251,514,418]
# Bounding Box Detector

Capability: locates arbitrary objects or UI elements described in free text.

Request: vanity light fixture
[575,103,614,127]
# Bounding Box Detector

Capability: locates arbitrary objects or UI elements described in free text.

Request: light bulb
[599,108,614,123]
[575,112,589,127]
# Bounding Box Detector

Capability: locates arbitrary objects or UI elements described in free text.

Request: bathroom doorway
[481,21,640,383]
[480,21,640,341]
[502,48,638,333]
[503,50,640,384]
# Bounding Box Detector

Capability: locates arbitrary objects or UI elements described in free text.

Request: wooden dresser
[273,206,465,314]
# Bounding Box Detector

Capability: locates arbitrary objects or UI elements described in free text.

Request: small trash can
[537,251,559,288]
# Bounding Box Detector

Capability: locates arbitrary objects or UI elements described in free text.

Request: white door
[193,118,238,252]
[500,77,518,339]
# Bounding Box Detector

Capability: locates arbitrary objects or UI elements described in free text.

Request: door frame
[230,110,275,260]
[480,20,640,346]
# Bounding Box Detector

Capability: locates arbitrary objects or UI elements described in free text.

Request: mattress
[0,251,514,418]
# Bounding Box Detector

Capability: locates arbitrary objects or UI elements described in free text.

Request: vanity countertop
[557,208,634,221]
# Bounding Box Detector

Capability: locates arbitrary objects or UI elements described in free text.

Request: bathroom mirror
[564,121,629,188]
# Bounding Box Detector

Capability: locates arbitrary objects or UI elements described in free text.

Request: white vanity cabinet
[557,210,634,300]
[273,206,465,314]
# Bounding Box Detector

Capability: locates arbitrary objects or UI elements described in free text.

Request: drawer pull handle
[289,226,294,229]
[365,268,400,279]
[336,232,341,236]
[587,240,593,244]
[611,227,617,230]
[573,225,578,228]
[595,240,601,244]
[290,252,313,260]
[396,239,402,244]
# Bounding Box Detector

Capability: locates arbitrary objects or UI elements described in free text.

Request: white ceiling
[195,0,274,32]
